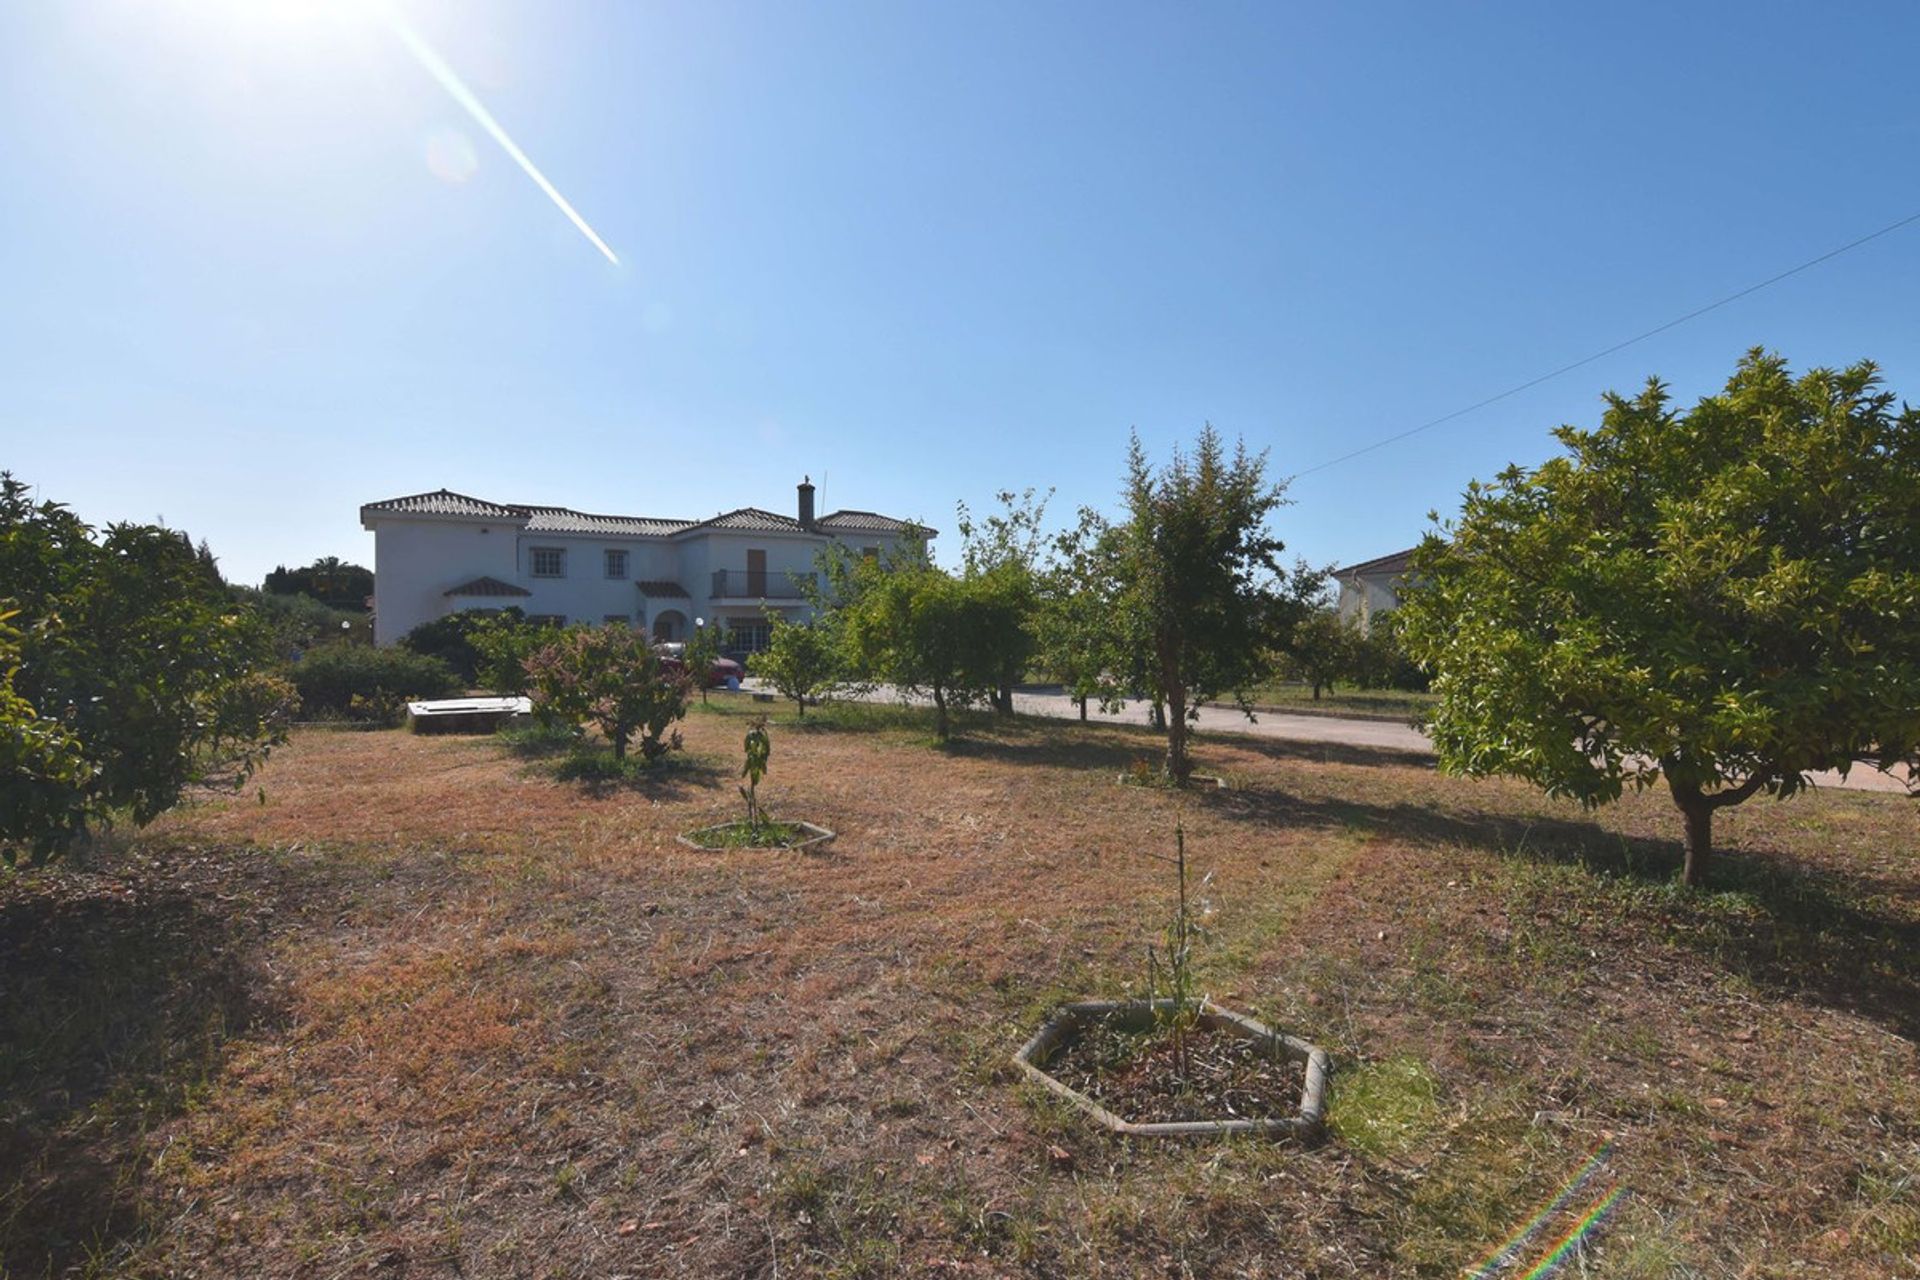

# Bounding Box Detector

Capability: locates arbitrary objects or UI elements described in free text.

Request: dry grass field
[2,700,1915,1278]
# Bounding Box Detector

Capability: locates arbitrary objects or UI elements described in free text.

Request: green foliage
[1398,350,1920,885]
[263,556,372,611]
[740,717,772,832]
[401,607,520,684]
[0,474,290,861]
[1118,427,1301,783]
[523,624,693,760]
[232,587,371,653]
[756,613,841,716]
[839,561,993,741]
[1034,508,1136,718]
[288,644,461,722]
[956,489,1050,713]
[682,621,724,705]
[0,612,94,862]
[469,612,563,694]
[1276,608,1360,700]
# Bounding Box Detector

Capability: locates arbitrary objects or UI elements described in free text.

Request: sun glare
[154,0,621,266]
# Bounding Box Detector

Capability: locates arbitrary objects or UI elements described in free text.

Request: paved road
[754,680,1916,797]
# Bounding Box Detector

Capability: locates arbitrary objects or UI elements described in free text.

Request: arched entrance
[651,609,686,642]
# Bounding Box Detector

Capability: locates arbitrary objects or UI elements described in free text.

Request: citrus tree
[756,613,840,717]
[0,475,292,861]
[1398,351,1920,886]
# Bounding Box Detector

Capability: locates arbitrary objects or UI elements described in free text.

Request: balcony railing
[711,568,816,599]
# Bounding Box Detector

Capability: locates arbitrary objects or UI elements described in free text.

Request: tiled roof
[682,507,804,533]
[1334,547,1418,578]
[817,509,933,536]
[363,489,524,520]
[364,490,927,539]
[444,575,531,598]
[523,508,694,537]
[635,580,690,598]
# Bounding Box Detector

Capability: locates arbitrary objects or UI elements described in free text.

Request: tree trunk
[995,684,1014,716]
[610,729,627,761]
[1165,682,1191,785]
[932,685,949,740]
[1311,680,1322,701]
[796,695,806,719]
[1680,800,1712,887]
[1077,695,1087,722]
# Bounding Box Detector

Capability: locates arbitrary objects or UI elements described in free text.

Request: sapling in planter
[1011,819,1331,1137]
[1143,822,1208,1084]
[739,718,772,838]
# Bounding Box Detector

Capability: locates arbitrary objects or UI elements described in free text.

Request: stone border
[675,820,836,853]
[1013,998,1330,1140]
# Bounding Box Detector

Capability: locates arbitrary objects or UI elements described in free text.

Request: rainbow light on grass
[1516,1186,1627,1279]
[1463,1140,1614,1278]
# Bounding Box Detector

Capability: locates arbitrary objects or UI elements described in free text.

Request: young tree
[1118,428,1294,784]
[840,564,989,741]
[956,489,1050,714]
[756,613,840,717]
[1397,351,1920,887]
[682,622,725,705]
[523,625,692,761]
[1278,608,1355,700]
[1035,507,1130,720]
[0,474,291,859]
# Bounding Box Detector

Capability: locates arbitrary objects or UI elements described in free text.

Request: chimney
[797,475,816,530]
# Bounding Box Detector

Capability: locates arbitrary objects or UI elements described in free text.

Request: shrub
[523,625,692,760]
[402,607,520,685]
[471,613,563,694]
[289,644,461,722]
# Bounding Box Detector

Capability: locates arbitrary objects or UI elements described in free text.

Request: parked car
[654,643,744,689]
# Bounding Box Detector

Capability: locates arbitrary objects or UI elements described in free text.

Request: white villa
[360,478,930,650]
[1332,546,1418,633]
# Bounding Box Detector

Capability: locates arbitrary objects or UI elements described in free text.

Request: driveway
[752,680,1916,797]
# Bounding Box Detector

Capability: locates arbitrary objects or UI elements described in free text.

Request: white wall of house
[369,517,520,643]
[364,499,915,646]
[1335,574,1402,630]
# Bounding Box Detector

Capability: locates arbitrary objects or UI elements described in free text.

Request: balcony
[710,568,816,599]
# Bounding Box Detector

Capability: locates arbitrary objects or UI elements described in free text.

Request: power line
[1291,207,1920,480]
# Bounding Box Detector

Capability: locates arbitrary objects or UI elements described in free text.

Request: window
[861,546,880,562]
[727,617,774,653]
[530,547,566,578]
[603,614,630,626]
[604,548,628,579]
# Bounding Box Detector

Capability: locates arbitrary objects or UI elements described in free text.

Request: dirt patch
[1045,1014,1305,1125]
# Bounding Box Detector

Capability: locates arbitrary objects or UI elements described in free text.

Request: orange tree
[1398,351,1920,887]
[0,474,291,862]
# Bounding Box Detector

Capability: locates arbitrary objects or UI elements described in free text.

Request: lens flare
[1516,1186,1627,1280]
[1463,1140,1614,1278]
[375,2,619,264]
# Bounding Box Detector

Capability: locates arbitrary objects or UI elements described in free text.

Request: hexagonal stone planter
[1014,998,1330,1140]
[675,820,836,852]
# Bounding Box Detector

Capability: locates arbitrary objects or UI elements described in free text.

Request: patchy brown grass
[1,698,1915,1278]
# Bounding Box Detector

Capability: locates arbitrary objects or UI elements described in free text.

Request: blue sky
[4,0,1918,586]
